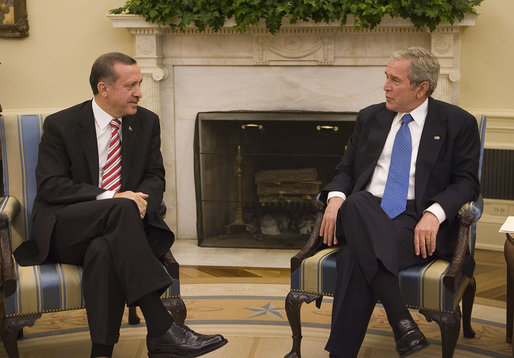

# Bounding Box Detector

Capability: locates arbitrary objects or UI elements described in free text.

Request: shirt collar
[92,98,121,130]
[396,97,428,127]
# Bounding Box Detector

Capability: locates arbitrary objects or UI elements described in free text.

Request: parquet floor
[181,248,508,308]
[474,249,507,307]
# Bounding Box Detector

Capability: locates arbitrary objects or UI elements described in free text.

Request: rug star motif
[245,301,285,319]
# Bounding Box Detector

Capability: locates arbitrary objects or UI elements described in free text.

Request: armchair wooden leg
[462,277,476,338]
[1,313,41,358]
[284,291,322,358]
[420,307,461,358]
[163,297,187,325]
[128,306,141,325]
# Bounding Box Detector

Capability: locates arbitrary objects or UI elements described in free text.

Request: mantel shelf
[108,14,476,33]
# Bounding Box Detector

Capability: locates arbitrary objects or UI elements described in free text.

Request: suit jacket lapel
[121,116,136,189]
[77,102,100,185]
[354,109,394,191]
[415,97,446,213]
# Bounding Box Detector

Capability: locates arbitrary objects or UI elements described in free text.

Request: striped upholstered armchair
[284,115,487,358]
[0,113,186,357]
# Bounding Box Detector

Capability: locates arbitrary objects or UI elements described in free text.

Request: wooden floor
[474,248,507,306]
[181,248,507,308]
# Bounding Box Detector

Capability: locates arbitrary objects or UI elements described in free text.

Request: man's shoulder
[46,100,92,123]
[358,102,389,119]
[428,97,476,123]
[428,97,472,116]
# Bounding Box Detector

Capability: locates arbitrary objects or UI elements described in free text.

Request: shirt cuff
[424,203,447,224]
[327,191,346,204]
[96,190,115,200]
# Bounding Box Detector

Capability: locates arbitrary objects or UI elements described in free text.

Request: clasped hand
[113,191,148,219]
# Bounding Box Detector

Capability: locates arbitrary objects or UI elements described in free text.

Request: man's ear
[97,81,109,97]
[417,81,430,98]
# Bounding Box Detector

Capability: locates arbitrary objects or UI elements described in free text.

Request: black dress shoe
[146,322,228,358]
[394,319,429,357]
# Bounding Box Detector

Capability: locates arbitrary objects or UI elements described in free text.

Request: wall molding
[476,198,514,251]
[466,108,514,150]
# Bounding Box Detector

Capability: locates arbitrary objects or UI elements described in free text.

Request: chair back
[0,114,47,249]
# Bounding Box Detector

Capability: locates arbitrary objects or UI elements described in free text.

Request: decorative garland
[111,0,483,34]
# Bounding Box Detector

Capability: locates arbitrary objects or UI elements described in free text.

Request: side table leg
[504,234,514,347]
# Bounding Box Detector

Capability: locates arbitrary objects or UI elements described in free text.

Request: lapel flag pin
[434,135,440,140]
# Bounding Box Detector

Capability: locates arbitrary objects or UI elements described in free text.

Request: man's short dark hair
[89,52,137,95]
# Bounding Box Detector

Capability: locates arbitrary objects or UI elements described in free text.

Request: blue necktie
[381,114,414,219]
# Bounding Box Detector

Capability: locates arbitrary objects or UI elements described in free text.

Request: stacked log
[255,168,320,203]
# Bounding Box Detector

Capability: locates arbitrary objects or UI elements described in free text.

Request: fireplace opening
[194,111,356,249]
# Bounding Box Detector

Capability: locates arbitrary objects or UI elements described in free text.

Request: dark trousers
[325,191,431,357]
[48,198,172,345]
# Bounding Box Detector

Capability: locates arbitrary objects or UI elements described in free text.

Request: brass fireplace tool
[226,144,255,235]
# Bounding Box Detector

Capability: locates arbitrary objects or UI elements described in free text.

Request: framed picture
[0,0,28,38]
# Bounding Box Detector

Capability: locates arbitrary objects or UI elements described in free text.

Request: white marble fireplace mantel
[109,14,476,239]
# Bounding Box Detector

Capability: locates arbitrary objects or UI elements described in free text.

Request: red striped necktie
[101,119,122,193]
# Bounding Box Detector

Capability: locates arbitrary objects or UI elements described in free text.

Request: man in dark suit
[13,52,227,358]
[319,47,480,357]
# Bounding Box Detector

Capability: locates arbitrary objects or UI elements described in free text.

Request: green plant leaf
[109,0,484,33]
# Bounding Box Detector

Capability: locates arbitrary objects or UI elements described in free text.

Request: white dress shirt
[92,98,122,200]
[328,98,447,224]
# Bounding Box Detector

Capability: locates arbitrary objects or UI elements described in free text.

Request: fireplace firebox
[194,111,356,249]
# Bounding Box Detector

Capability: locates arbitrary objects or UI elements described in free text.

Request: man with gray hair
[319,47,480,357]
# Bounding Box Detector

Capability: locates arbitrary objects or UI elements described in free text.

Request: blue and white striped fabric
[0,114,45,249]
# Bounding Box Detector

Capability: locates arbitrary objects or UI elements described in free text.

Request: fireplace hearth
[194,111,355,249]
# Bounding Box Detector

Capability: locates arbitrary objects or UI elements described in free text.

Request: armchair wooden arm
[0,197,21,224]
[155,200,180,280]
[0,196,22,298]
[160,250,180,280]
[290,200,325,273]
[443,206,476,293]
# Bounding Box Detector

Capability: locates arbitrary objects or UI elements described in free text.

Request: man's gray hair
[391,47,440,97]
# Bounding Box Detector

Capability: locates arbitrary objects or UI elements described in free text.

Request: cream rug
[3,284,511,358]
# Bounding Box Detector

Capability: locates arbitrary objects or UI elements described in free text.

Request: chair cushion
[4,259,181,317]
[5,260,85,317]
[399,259,470,312]
[291,247,469,312]
[291,247,339,296]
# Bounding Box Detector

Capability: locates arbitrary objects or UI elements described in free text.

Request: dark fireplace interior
[194,111,356,249]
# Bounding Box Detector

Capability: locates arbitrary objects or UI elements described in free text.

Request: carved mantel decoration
[110,14,475,109]
[109,14,476,236]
